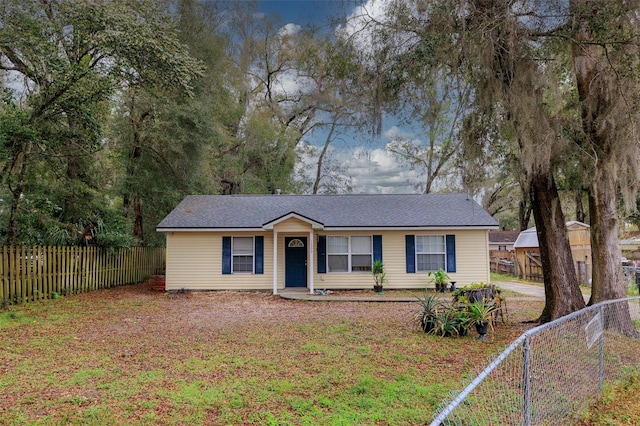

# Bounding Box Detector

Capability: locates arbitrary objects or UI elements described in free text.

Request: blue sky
[250,0,425,194]
[256,0,352,27]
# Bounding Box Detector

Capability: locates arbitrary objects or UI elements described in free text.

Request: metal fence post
[523,336,531,426]
[599,306,605,393]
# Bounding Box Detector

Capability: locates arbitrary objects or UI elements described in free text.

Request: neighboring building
[157,194,499,294]
[513,221,591,283]
[488,231,520,252]
[620,231,640,261]
[488,231,519,275]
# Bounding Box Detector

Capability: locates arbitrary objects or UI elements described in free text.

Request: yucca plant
[372,260,385,292]
[415,291,443,334]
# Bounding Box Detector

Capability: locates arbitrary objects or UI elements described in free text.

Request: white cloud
[341,147,422,194]
[278,23,302,36]
[337,0,391,56]
[296,142,422,194]
[336,0,418,62]
[383,125,420,143]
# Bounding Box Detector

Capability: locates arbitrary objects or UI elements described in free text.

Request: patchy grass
[0,282,629,425]
[572,369,640,425]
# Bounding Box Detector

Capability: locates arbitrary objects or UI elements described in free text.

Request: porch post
[309,231,314,294]
[273,231,278,295]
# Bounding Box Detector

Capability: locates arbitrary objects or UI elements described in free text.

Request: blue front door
[285,237,307,288]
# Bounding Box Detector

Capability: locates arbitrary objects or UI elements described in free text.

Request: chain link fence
[430,296,640,425]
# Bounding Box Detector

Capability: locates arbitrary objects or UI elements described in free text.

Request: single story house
[156,194,499,294]
[620,231,640,261]
[488,231,520,252]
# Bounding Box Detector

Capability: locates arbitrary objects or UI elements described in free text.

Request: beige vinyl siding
[165,227,491,291]
[272,218,314,233]
[165,232,273,290]
[313,230,491,290]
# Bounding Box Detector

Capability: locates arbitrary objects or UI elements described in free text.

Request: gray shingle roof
[488,230,520,243]
[156,194,499,230]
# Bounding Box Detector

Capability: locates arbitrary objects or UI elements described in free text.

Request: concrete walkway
[278,288,417,302]
[279,281,549,302]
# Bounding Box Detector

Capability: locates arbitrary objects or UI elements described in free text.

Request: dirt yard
[0,282,544,425]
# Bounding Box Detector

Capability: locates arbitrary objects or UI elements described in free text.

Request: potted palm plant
[467,299,496,340]
[372,260,385,293]
[429,268,450,293]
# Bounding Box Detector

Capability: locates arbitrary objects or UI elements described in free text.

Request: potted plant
[372,260,385,293]
[415,291,470,337]
[429,268,450,293]
[466,299,496,340]
[453,282,499,303]
[431,308,463,337]
[415,291,442,334]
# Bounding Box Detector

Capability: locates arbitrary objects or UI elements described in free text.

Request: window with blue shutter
[254,236,264,274]
[222,236,231,274]
[373,235,382,262]
[408,234,456,273]
[446,234,456,273]
[405,235,415,273]
[317,235,326,273]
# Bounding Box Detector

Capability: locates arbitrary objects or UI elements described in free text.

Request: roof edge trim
[157,227,265,233]
[262,212,325,230]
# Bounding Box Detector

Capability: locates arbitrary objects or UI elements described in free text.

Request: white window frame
[326,235,372,273]
[232,236,254,274]
[415,235,446,273]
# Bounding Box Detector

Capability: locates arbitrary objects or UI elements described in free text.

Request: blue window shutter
[373,235,383,262]
[254,236,264,274]
[405,235,415,273]
[317,235,326,273]
[446,234,456,273]
[222,237,231,274]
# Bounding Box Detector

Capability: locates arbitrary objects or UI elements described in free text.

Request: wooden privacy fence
[0,246,165,306]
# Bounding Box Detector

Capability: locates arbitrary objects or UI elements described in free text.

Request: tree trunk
[530,170,585,323]
[312,121,336,194]
[4,144,31,245]
[570,0,626,304]
[133,195,144,244]
[575,189,586,223]
[518,194,532,231]
[5,186,23,245]
[587,165,625,304]
[569,0,638,337]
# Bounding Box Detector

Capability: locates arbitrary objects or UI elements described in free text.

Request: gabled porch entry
[264,212,323,295]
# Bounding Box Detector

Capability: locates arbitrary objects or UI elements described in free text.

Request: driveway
[495,280,590,302]
[494,281,545,299]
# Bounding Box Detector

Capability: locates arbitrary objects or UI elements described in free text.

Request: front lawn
[1,283,542,425]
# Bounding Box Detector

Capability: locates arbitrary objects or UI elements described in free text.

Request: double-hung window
[232,236,254,273]
[351,236,373,272]
[327,235,372,272]
[416,235,445,272]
